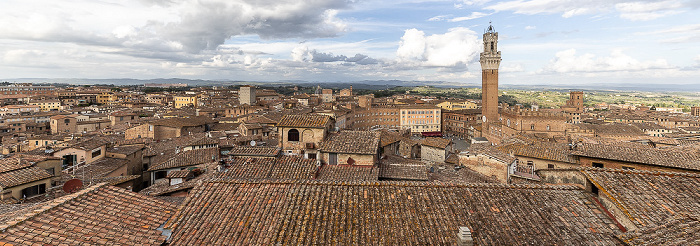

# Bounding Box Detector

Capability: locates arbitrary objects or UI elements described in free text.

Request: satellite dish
[63,179,83,193]
[250,140,256,146]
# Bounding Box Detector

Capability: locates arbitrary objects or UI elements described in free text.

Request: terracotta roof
[167,170,193,179]
[0,157,33,173]
[582,168,700,229]
[0,167,52,189]
[268,156,317,180]
[91,175,141,186]
[226,146,280,157]
[497,143,577,164]
[379,156,428,181]
[276,114,331,128]
[378,130,402,147]
[107,145,143,155]
[166,180,621,245]
[616,213,700,246]
[573,143,700,171]
[148,147,220,171]
[316,165,379,181]
[0,183,176,245]
[215,156,317,180]
[319,131,380,155]
[150,116,214,127]
[421,137,452,149]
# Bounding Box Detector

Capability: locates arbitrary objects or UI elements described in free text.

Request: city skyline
[1,0,699,85]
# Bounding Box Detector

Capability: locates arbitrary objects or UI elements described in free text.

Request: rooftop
[0,183,176,245]
[277,114,331,128]
[319,131,380,155]
[166,180,621,245]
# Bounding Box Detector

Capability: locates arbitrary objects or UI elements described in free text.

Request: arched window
[288,129,300,142]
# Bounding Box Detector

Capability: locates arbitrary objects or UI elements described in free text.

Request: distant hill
[2,78,698,92]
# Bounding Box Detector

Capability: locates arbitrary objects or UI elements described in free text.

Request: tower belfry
[480,23,501,125]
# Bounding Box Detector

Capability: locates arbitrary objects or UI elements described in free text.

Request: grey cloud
[308,50,380,65]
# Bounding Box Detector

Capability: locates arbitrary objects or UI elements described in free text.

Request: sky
[1,0,699,85]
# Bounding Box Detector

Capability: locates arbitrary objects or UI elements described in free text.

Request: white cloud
[450,12,491,22]
[540,48,671,74]
[0,0,352,54]
[525,25,536,30]
[487,0,696,21]
[397,27,481,68]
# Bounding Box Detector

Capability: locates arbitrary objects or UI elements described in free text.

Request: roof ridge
[201,178,581,190]
[578,167,700,177]
[0,182,108,232]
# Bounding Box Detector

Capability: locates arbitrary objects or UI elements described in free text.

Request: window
[155,171,167,180]
[21,184,46,198]
[621,166,635,170]
[592,162,604,168]
[526,161,533,166]
[288,129,300,141]
[547,164,555,169]
[91,148,102,158]
[530,124,535,130]
[546,125,551,131]
[46,167,55,175]
[329,153,338,165]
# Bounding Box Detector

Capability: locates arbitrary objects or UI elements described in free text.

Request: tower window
[490,42,494,52]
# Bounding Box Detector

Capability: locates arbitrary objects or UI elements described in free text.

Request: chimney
[457,226,473,246]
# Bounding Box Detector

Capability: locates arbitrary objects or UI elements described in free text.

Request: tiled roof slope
[421,137,452,149]
[582,168,700,229]
[0,167,52,189]
[167,180,621,245]
[616,213,700,246]
[497,143,577,164]
[0,157,33,173]
[148,147,220,171]
[316,165,379,181]
[319,131,380,155]
[379,156,428,181]
[0,183,177,245]
[268,156,317,180]
[226,146,280,157]
[573,143,700,171]
[276,114,331,128]
[215,156,317,180]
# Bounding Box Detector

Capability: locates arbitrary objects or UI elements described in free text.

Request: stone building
[320,88,333,103]
[239,85,256,105]
[277,114,334,158]
[319,130,380,166]
[420,137,453,163]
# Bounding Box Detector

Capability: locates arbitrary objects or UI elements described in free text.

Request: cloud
[486,0,697,21]
[397,27,481,68]
[450,12,491,22]
[525,26,536,30]
[0,0,352,54]
[291,45,379,64]
[540,49,671,73]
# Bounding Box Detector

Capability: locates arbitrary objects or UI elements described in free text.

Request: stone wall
[459,154,508,183]
[422,146,446,163]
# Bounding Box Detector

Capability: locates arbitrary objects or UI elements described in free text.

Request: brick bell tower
[480,23,501,125]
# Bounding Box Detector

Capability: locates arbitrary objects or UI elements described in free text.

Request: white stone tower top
[480,23,502,70]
